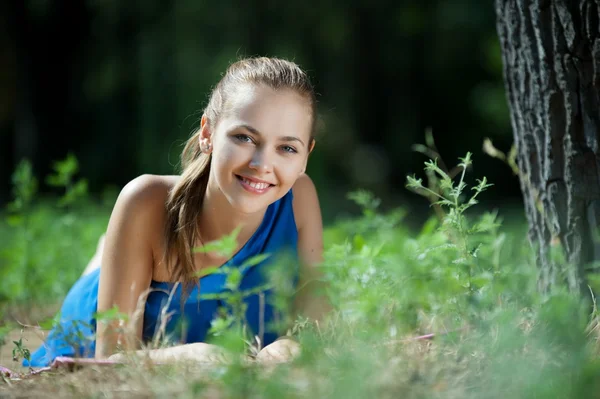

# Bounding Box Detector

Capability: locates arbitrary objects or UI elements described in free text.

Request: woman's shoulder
[118,174,179,205]
[111,174,180,224]
[107,175,180,260]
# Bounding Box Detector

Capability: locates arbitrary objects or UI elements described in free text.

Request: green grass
[0,156,112,324]
[2,154,600,398]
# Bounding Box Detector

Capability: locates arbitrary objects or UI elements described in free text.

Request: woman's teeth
[240,177,270,190]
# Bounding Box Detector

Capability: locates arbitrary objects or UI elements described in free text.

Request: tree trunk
[495,0,600,296]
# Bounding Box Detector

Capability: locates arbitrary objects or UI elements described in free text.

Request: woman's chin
[227,200,271,216]
[226,192,282,215]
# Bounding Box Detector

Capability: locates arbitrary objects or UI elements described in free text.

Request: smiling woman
[24,57,329,367]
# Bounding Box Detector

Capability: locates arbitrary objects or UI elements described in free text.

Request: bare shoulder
[118,174,178,207]
[109,174,179,241]
[292,174,321,231]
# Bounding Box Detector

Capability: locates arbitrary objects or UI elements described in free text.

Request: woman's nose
[249,149,273,173]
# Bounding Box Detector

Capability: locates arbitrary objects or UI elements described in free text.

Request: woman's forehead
[226,84,307,113]
[220,85,312,139]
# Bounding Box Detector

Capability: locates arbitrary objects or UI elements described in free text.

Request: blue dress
[25,190,299,367]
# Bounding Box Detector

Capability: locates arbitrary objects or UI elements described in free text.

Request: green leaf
[58,179,89,207]
[198,292,226,301]
[9,159,38,211]
[38,313,62,330]
[225,268,243,291]
[473,177,494,192]
[439,178,454,192]
[93,305,129,323]
[424,159,451,181]
[46,153,79,187]
[239,253,271,270]
[471,272,494,289]
[353,234,366,251]
[240,283,272,298]
[434,199,454,208]
[406,175,423,190]
[6,215,23,227]
[208,315,235,336]
[458,152,473,169]
[193,225,241,258]
[419,216,438,236]
[347,190,381,212]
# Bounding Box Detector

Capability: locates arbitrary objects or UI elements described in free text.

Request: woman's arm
[292,174,332,322]
[95,175,164,359]
[252,175,329,364]
[107,342,233,364]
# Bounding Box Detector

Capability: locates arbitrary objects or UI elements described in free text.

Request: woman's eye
[280,145,298,154]
[234,134,253,143]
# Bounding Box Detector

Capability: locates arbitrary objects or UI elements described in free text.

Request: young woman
[25,57,327,367]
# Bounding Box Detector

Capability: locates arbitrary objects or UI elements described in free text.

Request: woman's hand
[106,342,233,364]
[254,337,301,365]
[107,352,127,363]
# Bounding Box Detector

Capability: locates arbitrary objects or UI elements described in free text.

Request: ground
[1,329,45,372]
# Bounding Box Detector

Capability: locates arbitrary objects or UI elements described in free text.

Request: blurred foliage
[0,156,111,323]
[0,0,516,223]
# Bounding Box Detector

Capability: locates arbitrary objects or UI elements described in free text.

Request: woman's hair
[163,56,317,290]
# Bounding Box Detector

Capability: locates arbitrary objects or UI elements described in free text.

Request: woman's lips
[236,175,274,194]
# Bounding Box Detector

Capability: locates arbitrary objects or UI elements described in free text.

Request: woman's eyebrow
[235,124,305,147]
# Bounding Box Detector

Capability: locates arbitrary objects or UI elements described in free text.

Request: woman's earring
[200,141,212,154]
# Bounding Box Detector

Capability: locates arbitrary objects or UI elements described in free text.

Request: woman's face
[204,84,314,215]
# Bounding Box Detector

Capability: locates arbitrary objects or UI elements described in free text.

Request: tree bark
[495,0,600,296]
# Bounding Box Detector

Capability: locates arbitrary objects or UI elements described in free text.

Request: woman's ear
[300,140,316,175]
[308,139,316,154]
[199,115,211,140]
[199,115,213,154]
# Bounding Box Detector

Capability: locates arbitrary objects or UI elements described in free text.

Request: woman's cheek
[216,145,241,166]
[278,167,299,187]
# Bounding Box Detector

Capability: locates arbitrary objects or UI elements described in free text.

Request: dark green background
[0,1,520,224]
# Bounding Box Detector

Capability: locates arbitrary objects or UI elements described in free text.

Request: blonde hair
[163,57,317,291]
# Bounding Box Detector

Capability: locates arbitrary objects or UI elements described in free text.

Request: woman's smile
[235,174,275,194]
